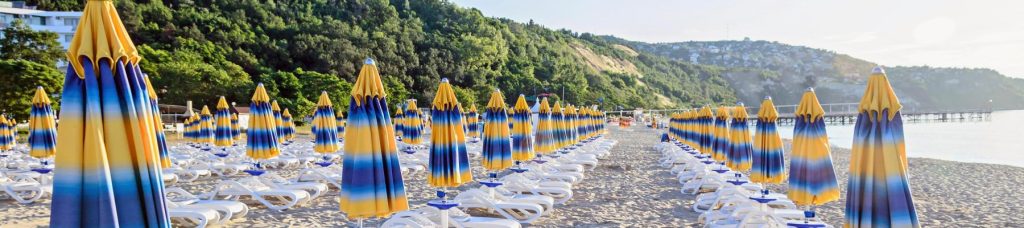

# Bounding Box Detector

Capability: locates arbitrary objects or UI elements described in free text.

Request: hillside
[619,38,1024,110]
[25,0,736,115]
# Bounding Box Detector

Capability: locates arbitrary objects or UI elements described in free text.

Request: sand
[3,126,1023,227]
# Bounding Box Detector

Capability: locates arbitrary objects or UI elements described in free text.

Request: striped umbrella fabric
[394,102,405,137]
[428,78,472,187]
[726,105,753,171]
[565,105,579,145]
[182,114,193,143]
[246,84,280,160]
[28,86,57,159]
[551,101,566,149]
[198,106,215,145]
[403,100,424,145]
[711,107,731,162]
[51,0,170,225]
[214,97,234,147]
[750,97,786,184]
[698,106,714,154]
[511,94,535,162]
[0,115,11,151]
[481,89,512,171]
[312,91,340,154]
[466,104,480,139]
[340,58,408,219]
[271,100,285,144]
[845,67,919,227]
[231,113,241,142]
[534,98,556,155]
[143,78,170,167]
[789,88,840,206]
[281,109,296,142]
[336,111,346,140]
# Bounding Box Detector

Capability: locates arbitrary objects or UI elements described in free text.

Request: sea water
[774,109,1024,168]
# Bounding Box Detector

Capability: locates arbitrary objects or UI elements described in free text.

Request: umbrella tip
[872,66,885,74]
[364,58,375,65]
[806,87,815,92]
[736,102,744,106]
[257,83,264,87]
[36,86,43,89]
[764,96,772,100]
[441,78,449,83]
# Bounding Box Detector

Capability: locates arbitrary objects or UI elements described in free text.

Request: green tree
[0,59,63,119]
[0,20,65,66]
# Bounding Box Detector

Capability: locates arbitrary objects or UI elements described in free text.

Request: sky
[451,0,1024,78]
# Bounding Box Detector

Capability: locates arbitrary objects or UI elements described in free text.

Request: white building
[0,2,81,49]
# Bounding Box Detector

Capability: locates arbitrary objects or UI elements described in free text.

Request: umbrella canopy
[481,89,512,171]
[511,94,535,162]
[565,105,579,145]
[466,104,480,139]
[750,97,786,184]
[551,101,566,149]
[281,109,296,142]
[789,88,840,206]
[394,102,405,137]
[845,67,919,227]
[726,105,753,171]
[312,92,340,154]
[144,78,170,167]
[534,98,556,155]
[198,106,215,145]
[0,115,12,151]
[271,100,284,144]
[231,113,241,142]
[246,84,280,160]
[336,111,346,139]
[51,0,170,225]
[340,58,408,219]
[711,106,732,162]
[698,106,714,154]
[403,100,424,145]
[214,97,234,147]
[183,109,196,143]
[28,86,57,159]
[428,78,472,187]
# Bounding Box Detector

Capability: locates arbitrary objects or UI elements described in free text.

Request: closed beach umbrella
[51,0,170,225]
[551,101,566,149]
[247,84,280,160]
[394,103,405,137]
[788,88,840,207]
[534,98,556,156]
[198,105,215,145]
[511,94,535,162]
[312,92,340,154]
[182,113,194,143]
[340,58,408,219]
[845,67,919,227]
[281,109,296,142]
[271,100,284,144]
[336,111,346,140]
[144,78,171,167]
[231,113,241,142]
[712,107,731,162]
[467,104,480,139]
[214,97,234,148]
[698,106,714,154]
[403,100,424,145]
[28,86,57,159]
[726,104,753,171]
[750,97,786,184]
[481,89,512,171]
[565,105,579,145]
[0,115,11,151]
[428,78,472,187]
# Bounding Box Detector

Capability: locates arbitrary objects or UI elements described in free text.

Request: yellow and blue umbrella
[534,98,556,156]
[394,102,405,138]
[312,92,340,154]
[750,97,786,184]
[340,58,408,219]
[281,109,296,142]
[711,107,731,162]
[214,97,234,148]
[51,0,170,225]
[788,88,840,207]
[336,111,346,140]
[467,104,481,139]
[551,101,567,149]
[0,115,13,151]
[726,105,753,171]
[246,84,280,160]
[183,110,197,143]
[511,94,535,162]
[198,105,215,145]
[144,78,171,167]
[428,78,472,187]
[845,67,919,227]
[698,106,714,154]
[565,105,579,146]
[481,89,512,171]
[28,86,57,159]
[403,100,424,146]
[231,113,241,142]
[271,100,285,144]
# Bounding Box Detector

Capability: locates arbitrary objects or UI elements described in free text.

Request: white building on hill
[0,1,81,49]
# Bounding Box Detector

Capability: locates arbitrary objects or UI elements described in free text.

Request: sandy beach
[3,125,1023,227]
